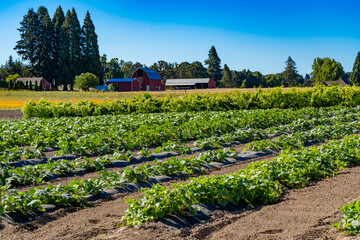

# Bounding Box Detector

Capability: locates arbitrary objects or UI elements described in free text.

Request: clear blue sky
[1,0,360,75]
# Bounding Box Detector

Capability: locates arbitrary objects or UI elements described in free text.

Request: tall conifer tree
[282,56,298,86]
[205,46,222,85]
[59,10,72,90]
[36,6,54,83]
[14,8,40,76]
[350,52,360,86]
[67,8,83,89]
[82,11,102,84]
[52,6,65,87]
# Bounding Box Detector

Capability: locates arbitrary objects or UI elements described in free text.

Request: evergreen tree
[350,52,360,86]
[220,64,233,88]
[52,6,65,87]
[34,80,38,91]
[66,8,83,90]
[36,6,54,83]
[282,56,298,86]
[204,46,222,85]
[231,71,242,88]
[104,58,123,79]
[14,8,40,76]
[60,10,73,90]
[82,11,102,84]
[39,80,44,90]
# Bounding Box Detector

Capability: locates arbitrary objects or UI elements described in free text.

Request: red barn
[132,68,165,91]
[106,78,141,92]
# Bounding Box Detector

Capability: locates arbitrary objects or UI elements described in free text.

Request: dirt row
[0,110,23,120]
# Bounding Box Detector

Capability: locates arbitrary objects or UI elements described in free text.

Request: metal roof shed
[166,78,216,89]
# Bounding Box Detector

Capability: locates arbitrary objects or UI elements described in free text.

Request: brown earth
[0,110,23,120]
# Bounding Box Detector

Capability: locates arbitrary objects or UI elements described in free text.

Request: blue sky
[1,0,360,75]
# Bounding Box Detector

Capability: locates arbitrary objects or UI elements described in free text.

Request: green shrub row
[22,86,360,118]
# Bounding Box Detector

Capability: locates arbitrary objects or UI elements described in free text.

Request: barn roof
[314,78,352,87]
[139,68,162,80]
[16,77,51,86]
[17,77,45,83]
[107,78,137,83]
[166,78,211,86]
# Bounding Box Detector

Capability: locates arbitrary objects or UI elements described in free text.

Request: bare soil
[0,110,23,120]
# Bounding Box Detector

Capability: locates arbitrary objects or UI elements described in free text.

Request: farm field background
[0,87,308,109]
[0,99,359,239]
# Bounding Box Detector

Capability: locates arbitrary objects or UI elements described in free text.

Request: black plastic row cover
[225,158,238,164]
[237,151,268,161]
[2,154,79,168]
[267,134,281,138]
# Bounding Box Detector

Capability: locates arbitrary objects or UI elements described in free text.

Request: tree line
[11,5,102,90]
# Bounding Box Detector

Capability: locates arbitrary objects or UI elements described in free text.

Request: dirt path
[98,166,360,240]
[0,110,23,120]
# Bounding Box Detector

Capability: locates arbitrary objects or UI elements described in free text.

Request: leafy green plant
[333,199,360,235]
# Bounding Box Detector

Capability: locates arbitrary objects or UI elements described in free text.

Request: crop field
[1,87,360,239]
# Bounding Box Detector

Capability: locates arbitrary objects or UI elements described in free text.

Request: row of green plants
[2,114,357,189]
[333,199,360,235]
[194,112,358,149]
[1,106,348,163]
[0,113,356,187]
[22,86,360,118]
[0,148,238,215]
[120,135,360,225]
[244,121,360,153]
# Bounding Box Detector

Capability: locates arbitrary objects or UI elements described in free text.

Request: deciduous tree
[311,57,344,82]
[74,72,99,91]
